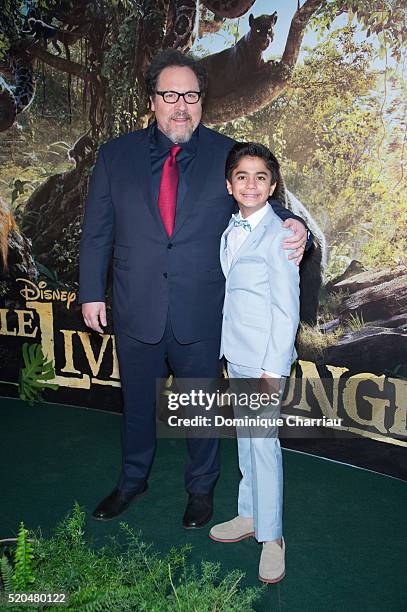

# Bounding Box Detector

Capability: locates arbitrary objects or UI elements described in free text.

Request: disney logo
[17,279,76,309]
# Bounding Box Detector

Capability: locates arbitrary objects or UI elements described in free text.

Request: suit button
[167,243,173,249]
[163,272,168,278]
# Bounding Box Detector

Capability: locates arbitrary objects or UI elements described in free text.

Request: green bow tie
[233,217,252,232]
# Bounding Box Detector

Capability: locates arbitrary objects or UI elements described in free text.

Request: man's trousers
[115,312,222,494]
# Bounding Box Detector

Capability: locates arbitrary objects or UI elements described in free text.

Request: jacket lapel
[130,126,169,240]
[220,218,234,277]
[171,125,217,239]
[228,208,274,274]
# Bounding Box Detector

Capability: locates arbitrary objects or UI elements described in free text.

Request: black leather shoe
[92,484,148,521]
[182,493,213,529]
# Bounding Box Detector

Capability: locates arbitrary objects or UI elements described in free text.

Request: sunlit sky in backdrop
[191,0,348,57]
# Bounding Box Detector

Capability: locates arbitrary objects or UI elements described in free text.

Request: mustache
[170,112,192,120]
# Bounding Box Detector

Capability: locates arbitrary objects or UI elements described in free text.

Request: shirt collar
[234,203,270,230]
[151,121,199,155]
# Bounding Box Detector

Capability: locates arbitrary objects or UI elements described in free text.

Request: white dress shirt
[226,204,280,379]
[226,204,270,269]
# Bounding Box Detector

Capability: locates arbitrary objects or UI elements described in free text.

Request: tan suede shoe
[258,538,285,583]
[209,516,255,542]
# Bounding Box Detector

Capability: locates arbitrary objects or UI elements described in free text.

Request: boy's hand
[282,218,307,265]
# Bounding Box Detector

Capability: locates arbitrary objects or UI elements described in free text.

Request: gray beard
[167,127,193,144]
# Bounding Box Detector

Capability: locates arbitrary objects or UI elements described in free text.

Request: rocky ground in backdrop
[306,261,407,376]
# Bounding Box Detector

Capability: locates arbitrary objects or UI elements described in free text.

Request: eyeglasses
[155,91,202,104]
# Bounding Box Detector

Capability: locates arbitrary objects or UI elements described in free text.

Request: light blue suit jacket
[219,206,300,376]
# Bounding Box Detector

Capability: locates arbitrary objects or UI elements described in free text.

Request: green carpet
[1,398,406,611]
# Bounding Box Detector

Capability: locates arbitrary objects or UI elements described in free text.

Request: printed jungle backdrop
[0,0,406,449]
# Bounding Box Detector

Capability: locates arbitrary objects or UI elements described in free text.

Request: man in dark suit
[79,50,309,528]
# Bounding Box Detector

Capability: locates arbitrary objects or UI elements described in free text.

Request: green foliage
[0,109,84,219]
[12,523,35,592]
[220,27,406,273]
[0,1,25,57]
[0,555,13,592]
[50,216,82,277]
[319,287,349,315]
[0,31,9,56]
[383,364,406,379]
[58,501,85,547]
[112,0,141,7]
[311,0,406,61]
[11,504,260,611]
[33,0,59,8]
[34,261,65,289]
[347,311,365,331]
[102,7,143,136]
[297,323,343,361]
[18,343,58,404]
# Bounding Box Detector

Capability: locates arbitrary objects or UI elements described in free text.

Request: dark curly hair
[225,141,281,181]
[145,49,208,99]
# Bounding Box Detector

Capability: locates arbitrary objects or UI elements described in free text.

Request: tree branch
[202,62,288,124]
[31,45,91,80]
[55,25,92,46]
[202,0,256,19]
[281,0,324,67]
[199,18,225,37]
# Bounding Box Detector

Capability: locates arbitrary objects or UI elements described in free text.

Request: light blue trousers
[227,362,284,542]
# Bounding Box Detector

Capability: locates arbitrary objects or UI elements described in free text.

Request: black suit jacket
[79,124,302,343]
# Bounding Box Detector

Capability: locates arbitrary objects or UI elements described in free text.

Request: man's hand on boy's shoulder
[281,218,308,265]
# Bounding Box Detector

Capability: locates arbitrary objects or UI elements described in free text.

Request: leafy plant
[0,554,13,592]
[51,216,83,278]
[0,504,261,611]
[0,343,59,403]
[18,343,58,403]
[383,364,407,380]
[347,311,365,332]
[319,288,349,317]
[34,260,65,289]
[12,523,35,592]
[297,322,343,361]
[0,524,36,594]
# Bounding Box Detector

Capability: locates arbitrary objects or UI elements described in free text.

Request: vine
[102,7,143,137]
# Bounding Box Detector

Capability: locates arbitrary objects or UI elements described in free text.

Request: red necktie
[158,145,182,236]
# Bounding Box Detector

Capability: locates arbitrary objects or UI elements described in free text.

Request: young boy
[209,142,300,583]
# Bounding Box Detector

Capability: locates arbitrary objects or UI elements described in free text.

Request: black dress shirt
[150,122,198,212]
